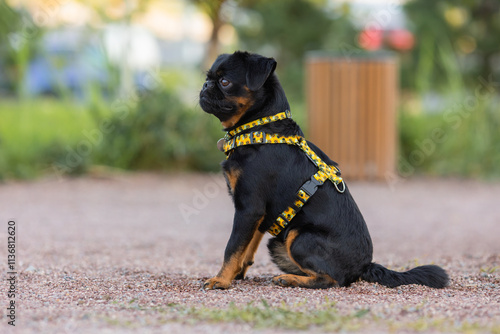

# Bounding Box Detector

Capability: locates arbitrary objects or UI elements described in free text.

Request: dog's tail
[361,262,449,288]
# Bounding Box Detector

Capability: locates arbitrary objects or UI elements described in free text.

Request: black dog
[199,51,449,290]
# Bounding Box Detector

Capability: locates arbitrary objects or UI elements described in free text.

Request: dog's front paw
[203,277,231,290]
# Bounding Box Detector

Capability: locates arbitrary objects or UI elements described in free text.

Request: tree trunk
[204,16,222,70]
[201,0,225,70]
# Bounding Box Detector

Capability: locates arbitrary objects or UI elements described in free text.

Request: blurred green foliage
[0,1,41,97]
[0,87,223,180]
[0,0,499,180]
[93,87,222,172]
[402,0,500,91]
[236,0,332,64]
[398,0,500,178]
[235,0,354,97]
[399,92,500,178]
[0,99,94,180]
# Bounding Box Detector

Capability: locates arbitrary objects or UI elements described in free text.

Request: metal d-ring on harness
[220,110,346,237]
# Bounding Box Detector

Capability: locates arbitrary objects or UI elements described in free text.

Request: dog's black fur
[200,51,449,290]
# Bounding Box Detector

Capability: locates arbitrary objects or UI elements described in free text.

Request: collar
[224,110,292,140]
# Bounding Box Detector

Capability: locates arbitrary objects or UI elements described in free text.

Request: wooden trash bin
[306,53,398,180]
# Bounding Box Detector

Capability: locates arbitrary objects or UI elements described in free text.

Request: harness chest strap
[221,113,345,236]
[223,131,343,185]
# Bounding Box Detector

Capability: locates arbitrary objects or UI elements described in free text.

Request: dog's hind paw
[272,274,298,287]
[272,273,338,289]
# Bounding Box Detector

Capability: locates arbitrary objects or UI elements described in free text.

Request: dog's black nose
[203,80,215,91]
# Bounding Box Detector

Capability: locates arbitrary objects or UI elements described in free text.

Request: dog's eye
[220,78,231,87]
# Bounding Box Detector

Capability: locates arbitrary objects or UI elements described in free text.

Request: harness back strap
[268,169,330,236]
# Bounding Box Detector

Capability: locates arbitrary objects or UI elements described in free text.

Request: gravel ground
[0,173,499,333]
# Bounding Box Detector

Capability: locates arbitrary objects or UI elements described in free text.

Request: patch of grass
[389,318,500,334]
[112,298,369,331]
[107,298,500,333]
[480,266,499,274]
[176,299,368,331]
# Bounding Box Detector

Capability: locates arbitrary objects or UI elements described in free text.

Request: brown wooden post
[306,53,398,181]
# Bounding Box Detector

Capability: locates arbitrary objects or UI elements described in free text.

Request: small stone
[25,265,36,273]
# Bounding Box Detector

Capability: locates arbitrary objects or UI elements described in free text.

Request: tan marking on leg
[271,229,338,288]
[216,252,244,286]
[224,168,241,194]
[243,230,264,266]
[236,228,264,279]
[285,230,316,276]
[204,216,264,289]
[269,239,306,275]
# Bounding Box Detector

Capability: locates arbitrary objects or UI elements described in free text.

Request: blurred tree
[404,0,500,92]
[0,1,41,97]
[234,0,331,66]
[232,0,334,97]
[0,1,19,93]
[321,3,358,56]
[460,0,500,80]
[73,0,155,98]
[189,0,228,69]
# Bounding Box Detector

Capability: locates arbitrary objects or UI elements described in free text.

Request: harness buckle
[301,175,323,197]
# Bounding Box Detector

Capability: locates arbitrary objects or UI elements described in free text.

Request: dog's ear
[245,55,277,91]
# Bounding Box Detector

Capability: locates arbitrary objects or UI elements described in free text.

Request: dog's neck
[223,110,291,139]
[224,74,290,131]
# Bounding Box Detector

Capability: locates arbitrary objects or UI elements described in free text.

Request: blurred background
[0,0,499,181]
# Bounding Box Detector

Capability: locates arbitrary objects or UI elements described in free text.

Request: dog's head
[199,51,278,129]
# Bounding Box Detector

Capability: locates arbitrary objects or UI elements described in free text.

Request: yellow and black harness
[219,110,345,237]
